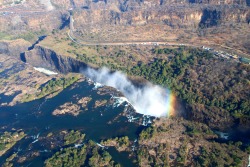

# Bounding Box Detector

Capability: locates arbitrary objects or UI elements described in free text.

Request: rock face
[66,0,250,44]
[73,2,249,28]
[24,45,87,73]
[1,0,249,33]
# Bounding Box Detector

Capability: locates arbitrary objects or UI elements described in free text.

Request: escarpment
[73,4,250,28]
[23,45,88,73]
[71,2,250,44]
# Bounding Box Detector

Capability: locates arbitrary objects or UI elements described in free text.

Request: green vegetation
[195,143,245,167]
[129,47,250,126]
[38,76,79,96]
[45,146,87,167]
[22,75,80,103]
[64,130,85,145]
[116,136,130,148]
[136,119,247,166]
[185,123,214,137]
[0,131,26,156]
[101,136,130,151]
[45,140,120,167]
[139,127,155,140]
[0,30,46,42]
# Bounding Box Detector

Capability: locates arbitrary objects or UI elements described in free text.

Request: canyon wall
[74,5,249,28]
[24,45,87,73]
[1,0,249,33]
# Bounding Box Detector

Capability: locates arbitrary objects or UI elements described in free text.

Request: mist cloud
[82,67,171,117]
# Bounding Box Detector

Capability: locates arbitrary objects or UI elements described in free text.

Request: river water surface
[0,79,146,166]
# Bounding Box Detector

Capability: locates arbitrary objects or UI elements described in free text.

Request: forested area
[129,47,250,128]
[45,140,120,167]
[136,119,249,166]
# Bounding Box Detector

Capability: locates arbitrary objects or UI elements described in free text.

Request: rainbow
[165,90,176,117]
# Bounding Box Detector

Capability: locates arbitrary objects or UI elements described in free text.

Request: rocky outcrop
[24,45,87,73]
[76,0,249,8]
[52,102,81,116]
[199,6,250,26]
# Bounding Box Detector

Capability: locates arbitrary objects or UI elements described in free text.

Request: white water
[96,142,105,148]
[74,143,84,148]
[82,67,170,117]
[34,67,58,75]
[32,139,38,144]
[248,155,250,167]
[112,96,132,108]
[93,82,103,90]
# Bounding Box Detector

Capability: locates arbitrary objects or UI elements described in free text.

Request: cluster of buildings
[201,46,250,64]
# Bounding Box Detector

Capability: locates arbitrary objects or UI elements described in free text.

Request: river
[0,79,146,166]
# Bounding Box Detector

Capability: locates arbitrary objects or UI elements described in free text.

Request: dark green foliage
[129,47,250,127]
[0,143,5,151]
[0,131,26,156]
[45,139,120,167]
[139,127,155,140]
[177,144,187,164]
[64,130,85,145]
[101,136,130,151]
[45,146,87,167]
[196,144,244,167]
[22,75,80,103]
[42,76,78,92]
[37,76,79,97]
[116,136,129,147]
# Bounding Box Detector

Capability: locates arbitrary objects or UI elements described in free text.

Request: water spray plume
[82,67,175,117]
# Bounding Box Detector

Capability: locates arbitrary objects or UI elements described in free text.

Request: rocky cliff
[0,39,88,74]
[24,45,87,73]
[79,6,248,27]
[1,0,249,35]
